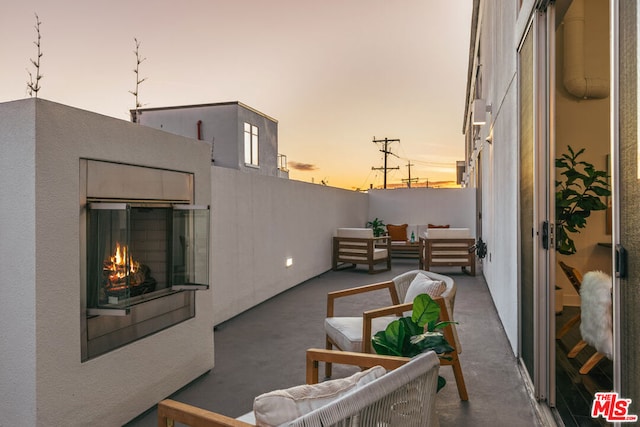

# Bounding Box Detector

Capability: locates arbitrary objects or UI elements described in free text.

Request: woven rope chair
[291,351,439,427]
[158,349,440,427]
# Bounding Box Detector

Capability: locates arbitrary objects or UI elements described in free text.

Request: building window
[244,122,259,166]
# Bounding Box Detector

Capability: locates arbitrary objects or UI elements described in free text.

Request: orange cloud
[288,161,318,171]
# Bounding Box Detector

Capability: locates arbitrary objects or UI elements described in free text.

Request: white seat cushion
[253,365,386,426]
[325,317,397,352]
[339,248,387,262]
[373,248,388,260]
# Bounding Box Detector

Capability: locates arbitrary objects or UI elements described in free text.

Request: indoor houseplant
[555,145,610,255]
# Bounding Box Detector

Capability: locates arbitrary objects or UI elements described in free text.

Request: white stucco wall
[0,98,214,426]
[367,188,476,236]
[210,167,368,324]
[470,0,520,354]
[0,98,38,426]
[480,88,519,353]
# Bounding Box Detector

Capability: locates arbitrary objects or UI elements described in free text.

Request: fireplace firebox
[81,160,209,361]
[87,203,208,314]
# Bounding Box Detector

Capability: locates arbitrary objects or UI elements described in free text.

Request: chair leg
[567,339,588,358]
[556,312,580,340]
[451,359,469,401]
[579,352,606,375]
[325,339,333,378]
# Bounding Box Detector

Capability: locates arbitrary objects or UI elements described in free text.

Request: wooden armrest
[305,348,409,384]
[158,399,253,427]
[362,296,448,323]
[326,280,398,317]
[363,302,413,319]
[361,302,413,353]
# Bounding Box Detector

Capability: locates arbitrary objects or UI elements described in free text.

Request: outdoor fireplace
[81,160,209,361]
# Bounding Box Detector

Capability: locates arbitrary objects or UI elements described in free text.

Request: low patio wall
[368,188,476,237]
[211,168,368,324]
[210,183,477,325]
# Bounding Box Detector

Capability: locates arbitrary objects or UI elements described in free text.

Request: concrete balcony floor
[127,259,543,427]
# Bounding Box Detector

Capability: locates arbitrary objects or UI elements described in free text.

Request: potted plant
[366,217,386,237]
[371,293,456,391]
[555,145,610,255]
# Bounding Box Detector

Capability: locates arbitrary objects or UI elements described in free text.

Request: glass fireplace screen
[87,203,209,315]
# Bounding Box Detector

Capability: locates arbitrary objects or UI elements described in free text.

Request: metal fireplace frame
[79,159,208,361]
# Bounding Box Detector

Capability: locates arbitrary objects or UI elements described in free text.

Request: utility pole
[402,160,419,188]
[371,137,400,189]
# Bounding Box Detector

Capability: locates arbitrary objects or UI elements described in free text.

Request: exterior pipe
[563,0,609,99]
[197,120,202,140]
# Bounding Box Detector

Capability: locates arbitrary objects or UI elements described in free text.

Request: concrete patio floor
[127,259,543,427]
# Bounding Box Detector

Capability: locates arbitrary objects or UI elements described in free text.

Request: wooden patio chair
[331,228,391,274]
[324,269,468,401]
[419,228,476,276]
[556,261,583,339]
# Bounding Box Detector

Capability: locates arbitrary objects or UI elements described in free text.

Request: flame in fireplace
[105,243,140,287]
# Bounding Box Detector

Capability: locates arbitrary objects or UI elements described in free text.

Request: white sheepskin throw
[579,270,613,359]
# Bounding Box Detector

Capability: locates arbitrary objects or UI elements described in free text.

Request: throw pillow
[428,224,450,229]
[253,365,386,427]
[404,272,446,304]
[387,224,408,241]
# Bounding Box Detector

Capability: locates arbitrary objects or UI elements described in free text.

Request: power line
[371,137,400,189]
[401,157,454,168]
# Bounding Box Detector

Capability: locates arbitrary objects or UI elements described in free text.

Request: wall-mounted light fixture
[486,129,493,145]
[285,257,293,268]
[472,99,492,126]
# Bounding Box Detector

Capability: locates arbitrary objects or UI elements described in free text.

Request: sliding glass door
[518,4,555,404]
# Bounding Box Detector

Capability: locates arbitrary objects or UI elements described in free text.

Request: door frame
[609,0,622,395]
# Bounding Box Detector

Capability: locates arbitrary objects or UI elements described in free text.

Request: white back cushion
[426,228,471,239]
[337,228,374,239]
[404,272,447,304]
[253,366,386,426]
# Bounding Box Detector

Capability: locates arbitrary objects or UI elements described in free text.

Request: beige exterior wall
[466,0,521,353]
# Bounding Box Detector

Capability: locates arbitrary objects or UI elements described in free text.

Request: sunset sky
[1,1,472,190]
